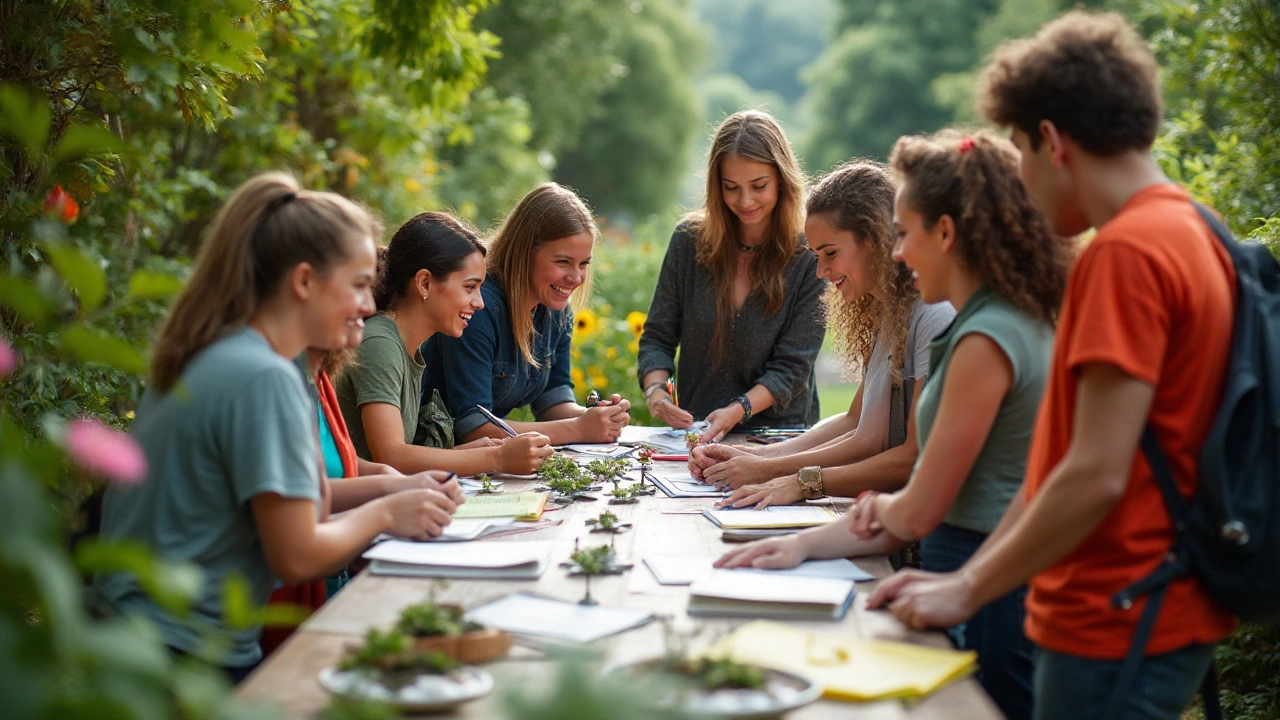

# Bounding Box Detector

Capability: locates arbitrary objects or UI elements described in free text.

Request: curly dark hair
[806,160,917,382]
[978,11,1161,155]
[889,129,1075,325]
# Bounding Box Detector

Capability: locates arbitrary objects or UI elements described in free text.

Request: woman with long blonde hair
[639,110,827,442]
[95,173,461,682]
[422,183,630,444]
[693,160,955,508]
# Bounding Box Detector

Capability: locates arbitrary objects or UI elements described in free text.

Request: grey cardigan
[637,222,827,429]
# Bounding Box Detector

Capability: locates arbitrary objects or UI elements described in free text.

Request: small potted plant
[586,510,631,533]
[537,454,597,502]
[636,447,655,468]
[563,540,632,604]
[394,588,512,664]
[338,628,460,689]
[474,474,501,494]
[684,431,700,451]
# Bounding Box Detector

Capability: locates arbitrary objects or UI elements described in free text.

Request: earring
[423,292,428,300]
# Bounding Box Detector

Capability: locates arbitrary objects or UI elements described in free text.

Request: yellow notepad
[705,621,976,701]
[702,505,838,529]
[453,491,548,521]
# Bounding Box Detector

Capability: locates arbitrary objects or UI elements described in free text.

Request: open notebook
[702,505,839,529]
[706,621,977,701]
[363,539,552,579]
[452,491,548,521]
[687,570,857,620]
[649,471,725,498]
[464,593,653,644]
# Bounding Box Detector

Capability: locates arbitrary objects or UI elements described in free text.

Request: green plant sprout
[685,431,700,450]
[338,628,459,687]
[475,474,500,494]
[585,457,630,486]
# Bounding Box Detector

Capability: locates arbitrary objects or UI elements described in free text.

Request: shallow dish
[611,659,821,719]
[317,666,494,712]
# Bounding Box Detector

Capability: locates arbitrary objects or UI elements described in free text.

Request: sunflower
[626,311,647,337]
[628,336,640,354]
[605,347,618,359]
[571,367,586,387]
[589,374,609,389]
[574,308,599,340]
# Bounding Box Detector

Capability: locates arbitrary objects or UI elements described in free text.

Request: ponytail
[151,172,381,392]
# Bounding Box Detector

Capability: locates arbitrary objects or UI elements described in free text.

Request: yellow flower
[403,177,423,193]
[628,337,640,354]
[571,367,585,387]
[626,311,647,336]
[573,308,599,340]
[589,375,609,389]
[587,365,605,377]
[605,347,618,359]
[571,347,581,360]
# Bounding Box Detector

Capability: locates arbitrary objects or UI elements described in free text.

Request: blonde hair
[487,183,597,367]
[692,110,805,362]
[806,161,917,382]
[151,172,382,392]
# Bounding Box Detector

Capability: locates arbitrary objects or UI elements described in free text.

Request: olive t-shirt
[95,327,320,667]
[335,314,423,460]
[913,286,1053,534]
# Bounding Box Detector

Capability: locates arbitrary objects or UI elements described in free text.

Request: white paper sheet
[644,556,875,585]
[464,593,654,643]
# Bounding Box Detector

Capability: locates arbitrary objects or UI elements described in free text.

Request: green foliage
[585,458,630,484]
[502,650,689,720]
[568,545,616,576]
[337,628,460,679]
[693,0,835,104]
[554,0,703,219]
[800,0,1000,167]
[1206,624,1280,720]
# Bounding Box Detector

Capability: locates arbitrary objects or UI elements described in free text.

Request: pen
[474,404,518,438]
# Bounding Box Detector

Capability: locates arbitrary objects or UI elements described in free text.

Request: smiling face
[891,188,951,305]
[305,234,378,350]
[807,212,875,303]
[719,154,778,233]
[425,250,487,338]
[530,231,594,311]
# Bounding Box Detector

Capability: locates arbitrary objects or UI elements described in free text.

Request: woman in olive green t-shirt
[335,212,553,476]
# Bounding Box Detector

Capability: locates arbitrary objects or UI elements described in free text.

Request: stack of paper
[619,425,700,453]
[687,570,857,620]
[363,540,552,579]
[702,505,838,529]
[464,593,653,643]
[373,518,517,544]
[452,491,548,521]
[649,472,724,498]
[644,556,876,586]
[706,621,977,701]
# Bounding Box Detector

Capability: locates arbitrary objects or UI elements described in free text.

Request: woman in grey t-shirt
[695,162,954,508]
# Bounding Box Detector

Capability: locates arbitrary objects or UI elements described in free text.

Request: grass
[817,379,856,419]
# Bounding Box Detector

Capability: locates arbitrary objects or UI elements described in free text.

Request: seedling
[475,474,501,494]
[586,510,632,533]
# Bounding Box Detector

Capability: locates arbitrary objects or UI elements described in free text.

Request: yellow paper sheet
[704,505,838,529]
[453,491,547,521]
[705,621,976,702]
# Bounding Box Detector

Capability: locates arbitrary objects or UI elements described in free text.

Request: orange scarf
[317,369,358,479]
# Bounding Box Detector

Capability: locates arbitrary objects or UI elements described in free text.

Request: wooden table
[237,459,1000,718]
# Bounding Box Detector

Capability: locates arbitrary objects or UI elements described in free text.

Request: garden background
[2,0,1277,718]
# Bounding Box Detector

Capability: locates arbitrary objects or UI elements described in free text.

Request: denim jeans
[1033,643,1216,720]
[922,523,1035,720]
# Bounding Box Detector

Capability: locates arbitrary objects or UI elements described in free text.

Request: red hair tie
[958,136,976,155]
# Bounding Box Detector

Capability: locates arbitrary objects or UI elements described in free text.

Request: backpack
[1103,203,1280,720]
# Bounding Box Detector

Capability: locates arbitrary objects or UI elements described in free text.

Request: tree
[799,0,999,169]
[554,0,704,220]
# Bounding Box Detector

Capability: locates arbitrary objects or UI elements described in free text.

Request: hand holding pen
[647,376,693,429]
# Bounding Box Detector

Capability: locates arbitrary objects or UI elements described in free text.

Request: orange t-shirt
[1023,184,1238,659]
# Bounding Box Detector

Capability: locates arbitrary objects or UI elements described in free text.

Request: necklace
[737,241,763,254]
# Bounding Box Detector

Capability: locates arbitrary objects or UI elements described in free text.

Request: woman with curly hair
[694,160,954,508]
[718,130,1075,720]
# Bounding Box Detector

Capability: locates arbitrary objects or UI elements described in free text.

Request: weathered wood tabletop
[237,455,1000,719]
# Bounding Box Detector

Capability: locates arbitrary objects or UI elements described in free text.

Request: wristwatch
[798,465,825,500]
[732,393,753,421]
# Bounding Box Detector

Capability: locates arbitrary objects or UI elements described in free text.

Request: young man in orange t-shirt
[866,12,1236,720]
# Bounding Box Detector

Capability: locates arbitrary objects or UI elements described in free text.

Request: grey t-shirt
[915,286,1054,534]
[95,327,320,667]
[855,299,956,452]
[335,314,424,460]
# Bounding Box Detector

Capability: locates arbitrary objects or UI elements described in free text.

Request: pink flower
[65,418,148,485]
[0,337,14,377]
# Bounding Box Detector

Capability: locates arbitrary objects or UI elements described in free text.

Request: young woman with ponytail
[95,173,462,681]
[335,211,553,475]
[718,131,1075,720]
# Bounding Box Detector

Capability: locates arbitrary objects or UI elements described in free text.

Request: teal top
[317,405,344,478]
[914,286,1053,534]
[96,327,321,668]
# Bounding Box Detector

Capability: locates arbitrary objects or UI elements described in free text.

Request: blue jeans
[922,523,1035,720]
[1033,643,1216,720]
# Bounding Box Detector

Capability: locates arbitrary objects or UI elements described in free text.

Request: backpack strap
[1101,424,1217,720]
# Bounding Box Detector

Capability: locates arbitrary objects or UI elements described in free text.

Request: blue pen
[475,405,518,437]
